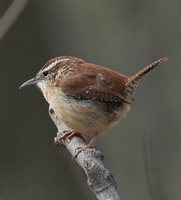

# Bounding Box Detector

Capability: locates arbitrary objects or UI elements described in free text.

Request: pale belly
[49,94,131,136]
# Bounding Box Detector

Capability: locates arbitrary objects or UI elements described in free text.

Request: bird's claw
[72,136,97,159]
[72,146,88,159]
[60,130,87,141]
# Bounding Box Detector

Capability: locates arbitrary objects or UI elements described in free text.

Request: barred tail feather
[125,57,168,87]
[123,57,168,99]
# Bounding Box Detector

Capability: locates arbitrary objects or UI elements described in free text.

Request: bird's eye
[43,71,48,76]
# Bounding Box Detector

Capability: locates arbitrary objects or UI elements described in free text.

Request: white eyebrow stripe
[42,58,71,72]
[42,60,61,72]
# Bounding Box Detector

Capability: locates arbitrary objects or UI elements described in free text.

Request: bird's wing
[55,62,130,103]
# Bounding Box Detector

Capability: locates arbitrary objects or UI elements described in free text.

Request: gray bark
[49,107,121,200]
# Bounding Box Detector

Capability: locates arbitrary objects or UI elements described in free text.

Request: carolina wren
[20,56,168,157]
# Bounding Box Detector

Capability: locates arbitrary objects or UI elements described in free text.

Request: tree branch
[49,107,121,200]
[0,0,29,40]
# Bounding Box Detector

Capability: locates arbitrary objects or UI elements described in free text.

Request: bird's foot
[54,130,87,145]
[59,130,87,141]
[73,136,97,159]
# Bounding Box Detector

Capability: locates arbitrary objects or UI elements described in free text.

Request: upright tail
[123,57,168,100]
[125,57,168,87]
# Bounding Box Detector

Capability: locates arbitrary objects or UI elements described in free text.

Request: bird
[20,56,168,157]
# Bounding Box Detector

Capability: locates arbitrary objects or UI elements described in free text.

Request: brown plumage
[20,56,168,157]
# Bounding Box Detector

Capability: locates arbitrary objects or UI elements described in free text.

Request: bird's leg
[54,130,87,145]
[73,136,97,158]
[59,130,87,141]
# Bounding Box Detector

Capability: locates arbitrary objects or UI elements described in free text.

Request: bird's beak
[19,77,40,89]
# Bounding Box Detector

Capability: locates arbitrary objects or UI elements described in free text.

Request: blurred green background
[0,0,180,200]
